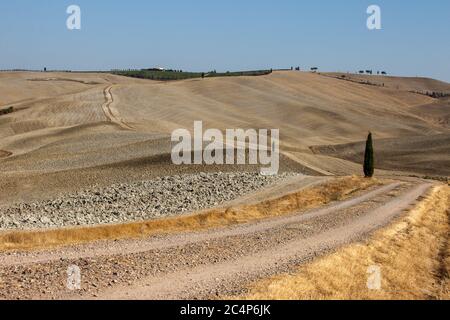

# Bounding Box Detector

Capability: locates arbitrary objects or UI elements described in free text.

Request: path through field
[102,85,134,130]
[0,70,448,300]
[0,179,431,300]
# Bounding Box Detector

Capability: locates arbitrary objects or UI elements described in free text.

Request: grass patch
[0,106,13,116]
[0,176,381,252]
[238,185,450,300]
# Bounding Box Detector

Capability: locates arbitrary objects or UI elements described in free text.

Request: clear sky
[1,0,449,82]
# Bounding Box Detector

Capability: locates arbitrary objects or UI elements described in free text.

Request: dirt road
[0,180,432,300]
[102,85,134,130]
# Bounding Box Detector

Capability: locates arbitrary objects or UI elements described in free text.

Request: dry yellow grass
[0,176,380,252]
[239,185,450,300]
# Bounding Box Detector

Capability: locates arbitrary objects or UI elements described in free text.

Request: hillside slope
[0,71,449,203]
[112,71,446,147]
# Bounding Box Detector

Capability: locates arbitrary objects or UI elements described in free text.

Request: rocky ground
[0,172,298,230]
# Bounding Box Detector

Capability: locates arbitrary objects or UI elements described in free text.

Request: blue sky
[0,0,449,81]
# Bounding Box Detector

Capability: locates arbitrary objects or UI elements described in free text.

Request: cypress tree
[364,132,375,178]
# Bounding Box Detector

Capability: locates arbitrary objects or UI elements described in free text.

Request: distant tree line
[410,91,450,99]
[358,70,387,75]
[330,74,385,88]
[110,69,273,81]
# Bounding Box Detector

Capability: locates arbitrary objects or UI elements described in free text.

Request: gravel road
[0,179,431,300]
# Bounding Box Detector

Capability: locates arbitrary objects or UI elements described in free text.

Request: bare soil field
[312,134,450,176]
[0,70,449,300]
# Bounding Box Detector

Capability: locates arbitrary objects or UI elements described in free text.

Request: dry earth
[0,70,449,299]
[0,178,434,299]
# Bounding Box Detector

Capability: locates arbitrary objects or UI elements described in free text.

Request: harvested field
[0,70,449,300]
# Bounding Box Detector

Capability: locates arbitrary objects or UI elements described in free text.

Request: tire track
[100,182,432,299]
[0,181,399,267]
[0,181,432,300]
[101,85,134,130]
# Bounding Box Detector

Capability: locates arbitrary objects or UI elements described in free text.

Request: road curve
[0,180,432,300]
[101,85,134,130]
[100,182,431,299]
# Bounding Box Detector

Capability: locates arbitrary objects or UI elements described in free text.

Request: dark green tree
[363,132,375,178]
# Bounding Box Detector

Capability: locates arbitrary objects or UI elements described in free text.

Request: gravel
[0,172,298,230]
